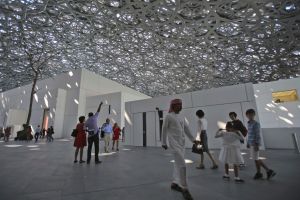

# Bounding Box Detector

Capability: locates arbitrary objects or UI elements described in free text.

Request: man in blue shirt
[85,101,103,164]
[246,109,276,180]
[102,118,113,153]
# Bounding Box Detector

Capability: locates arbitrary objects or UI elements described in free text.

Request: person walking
[74,116,87,163]
[102,118,113,153]
[85,101,103,164]
[245,109,276,180]
[26,125,32,141]
[34,125,41,143]
[121,127,125,142]
[112,123,121,151]
[228,112,248,138]
[49,126,54,141]
[162,99,196,200]
[41,128,46,139]
[47,126,54,142]
[215,122,245,183]
[195,110,218,169]
[4,126,11,142]
[228,112,248,167]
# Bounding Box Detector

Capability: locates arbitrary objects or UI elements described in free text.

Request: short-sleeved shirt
[85,112,99,133]
[198,118,208,131]
[102,123,113,134]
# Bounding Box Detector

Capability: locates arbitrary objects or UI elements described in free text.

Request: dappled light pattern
[0,0,300,96]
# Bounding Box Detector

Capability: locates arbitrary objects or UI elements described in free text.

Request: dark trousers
[87,135,99,162]
[34,133,39,142]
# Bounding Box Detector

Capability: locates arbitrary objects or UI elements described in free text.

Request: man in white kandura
[162,99,196,200]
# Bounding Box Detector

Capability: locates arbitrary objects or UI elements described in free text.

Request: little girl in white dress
[215,122,245,183]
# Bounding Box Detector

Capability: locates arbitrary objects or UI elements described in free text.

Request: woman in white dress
[162,99,196,200]
[215,122,245,183]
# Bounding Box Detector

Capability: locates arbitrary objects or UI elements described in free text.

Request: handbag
[100,130,105,138]
[71,129,78,137]
[192,142,203,154]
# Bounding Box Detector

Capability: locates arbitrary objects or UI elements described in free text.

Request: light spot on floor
[170,159,194,164]
[27,145,39,148]
[29,148,40,151]
[5,145,23,148]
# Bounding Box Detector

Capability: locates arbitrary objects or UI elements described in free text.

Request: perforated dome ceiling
[0,0,300,96]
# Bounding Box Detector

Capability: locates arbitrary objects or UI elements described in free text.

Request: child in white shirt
[215,122,245,183]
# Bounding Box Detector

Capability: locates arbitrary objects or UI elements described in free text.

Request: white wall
[53,89,67,138]
[80,69,149,99]
[85,92,122,129]
[125,83,261,149]
[0,68,150,139]
[6,109,27,126]
[0,68,83,137]
[81,68,150,129]
[254,78,300,149]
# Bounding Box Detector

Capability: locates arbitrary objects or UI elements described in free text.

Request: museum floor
[0,139,299,200]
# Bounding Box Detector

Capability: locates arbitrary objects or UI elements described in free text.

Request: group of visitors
[73,101,123,164]
[34,125,54,143]
[162,99,276,200]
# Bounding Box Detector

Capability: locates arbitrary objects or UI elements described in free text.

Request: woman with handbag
[74,116,87,163]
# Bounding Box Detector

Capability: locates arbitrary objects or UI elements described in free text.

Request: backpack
[232,120,248,137]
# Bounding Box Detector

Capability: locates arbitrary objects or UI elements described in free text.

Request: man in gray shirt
[85,101,103,164]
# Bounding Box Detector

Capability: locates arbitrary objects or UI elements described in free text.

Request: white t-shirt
[196,118,208,140]
[198,118,208,131]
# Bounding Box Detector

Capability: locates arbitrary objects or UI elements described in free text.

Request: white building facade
[0,68,150,138]
[125,78,300,149]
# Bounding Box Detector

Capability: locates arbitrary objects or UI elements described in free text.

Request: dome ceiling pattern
[0,0,300,96]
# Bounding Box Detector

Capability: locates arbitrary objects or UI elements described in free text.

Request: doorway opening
[42,108,50,131]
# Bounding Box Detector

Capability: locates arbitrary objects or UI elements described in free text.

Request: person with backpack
[228,112,248,138]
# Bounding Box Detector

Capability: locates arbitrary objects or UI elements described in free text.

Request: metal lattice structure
[0,0,300,96]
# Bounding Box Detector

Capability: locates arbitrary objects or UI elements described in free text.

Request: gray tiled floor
[0,139,299,200]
